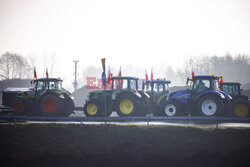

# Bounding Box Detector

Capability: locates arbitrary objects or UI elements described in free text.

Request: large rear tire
[115,94,139,117]
[197,95,223,116]
[40,94,63,116]
[233,99,249,117]
[163,100,182,117]
[12,99,25,115]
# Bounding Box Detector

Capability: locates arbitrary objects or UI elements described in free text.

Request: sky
[0,0,250,90]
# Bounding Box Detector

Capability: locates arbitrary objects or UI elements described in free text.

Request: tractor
[221,82,249,117]
[143,79,171,116]
[163,74,232,117]
[83,76,150,117]
[2,78,74,116]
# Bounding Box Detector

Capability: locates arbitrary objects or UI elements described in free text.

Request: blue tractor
[163,73,232,117]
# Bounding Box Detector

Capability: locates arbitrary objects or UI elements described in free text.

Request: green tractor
[221,82,250,117]
[143,79,171,116]
[83,76,150,117]
[2,78,74,116]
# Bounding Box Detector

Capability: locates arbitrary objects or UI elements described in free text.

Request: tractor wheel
[163,100,182,117]
[83,100,101,117]
[115,94,139,117]
[63,98,74,116]
[233,99,249,117]
[12,99,25,115]
[40,94,63,116]
[197,95,223,116]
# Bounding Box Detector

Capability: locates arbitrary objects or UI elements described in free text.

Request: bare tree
[0,52,32,79]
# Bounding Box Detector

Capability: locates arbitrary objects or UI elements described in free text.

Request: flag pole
[101,58,107,121]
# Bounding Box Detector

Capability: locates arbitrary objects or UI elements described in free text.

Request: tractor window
[153,83,158,92]
[222,85,229,94]
[49,81,62,90]
[36,81,47,92]
[113,79,127,90]
[164,83,170,93]
[233,85,240,95]
[211,79,219,91]
[193,79,210,93]
[158,83,164,92]
[130,79,137,90]
[146,82,152,91]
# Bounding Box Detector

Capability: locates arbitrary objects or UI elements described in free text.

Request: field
[1,123,250,167]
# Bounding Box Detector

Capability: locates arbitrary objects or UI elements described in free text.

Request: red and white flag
[46,68,49,78]
[145,70,149,86]
[150,68,153,81]
[192,71,194,81]
[107,66,111,84]
[34,67,37,79]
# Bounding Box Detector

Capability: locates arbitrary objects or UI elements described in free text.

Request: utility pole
[73,60,79,90]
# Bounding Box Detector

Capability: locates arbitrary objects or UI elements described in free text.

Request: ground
[0,123,250,167]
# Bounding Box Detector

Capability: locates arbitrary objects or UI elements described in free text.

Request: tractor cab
[145,79,170,96]
[221,82,241,97]
[33,78,63,94]
[111,76,138,92]
[186,75,222,100]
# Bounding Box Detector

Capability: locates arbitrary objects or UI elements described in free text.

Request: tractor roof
[34,78,63,82]
[193,75,221,80]
[223,82,241,85]
[111,76,138,80]
[146,80,171,84]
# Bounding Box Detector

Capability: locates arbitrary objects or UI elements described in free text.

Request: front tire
[12,99,25,115]
[197,95,223,116]
[83,100,101,117]
[163,100,182,116]
[233,99,249,117]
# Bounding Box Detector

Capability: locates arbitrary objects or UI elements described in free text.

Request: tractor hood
[168,89,191,103]
[3,87,30,93]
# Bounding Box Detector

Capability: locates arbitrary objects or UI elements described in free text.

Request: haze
[0,0,250,90]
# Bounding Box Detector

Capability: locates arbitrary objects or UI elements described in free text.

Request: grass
[0,123,250,166]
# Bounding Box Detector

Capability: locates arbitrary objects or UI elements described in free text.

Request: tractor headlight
[227,94,232,100]
[220,93,225,98]
[59,94,65,99]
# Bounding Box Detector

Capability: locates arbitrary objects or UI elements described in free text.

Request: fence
[0,114,250,129]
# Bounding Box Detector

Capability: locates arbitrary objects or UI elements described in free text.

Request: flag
[220,78,223,85]
[145,70,149,86]
[46,68,49,78]
[150,68,153,81]
[118,66,122,76]
[107,66,111,84]
[34,67,37,79]
[192,71,194,81]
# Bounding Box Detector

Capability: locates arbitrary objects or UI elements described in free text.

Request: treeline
[179,54,250,84]
[81,54,250,87]
[0,52,32,79]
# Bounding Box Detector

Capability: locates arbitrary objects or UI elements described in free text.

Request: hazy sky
[0,0,250,90]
